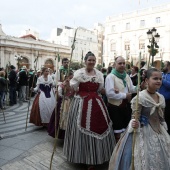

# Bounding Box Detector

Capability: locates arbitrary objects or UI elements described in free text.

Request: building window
[125,42,130,50]
[140,20,145,27]
[110,43,116,51]
[139,40,145,49]
[126,23,130,30]
[156,17,161,23]
[111,25,115,32]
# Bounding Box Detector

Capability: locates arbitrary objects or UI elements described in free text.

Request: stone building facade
[103,3,170,68]
[0,24,71,70]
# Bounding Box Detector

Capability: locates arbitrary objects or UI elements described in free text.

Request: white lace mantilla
[70,68,104,91]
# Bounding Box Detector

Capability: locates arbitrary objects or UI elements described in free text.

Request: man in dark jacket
[8,65,17,106]
[18,66,28,102]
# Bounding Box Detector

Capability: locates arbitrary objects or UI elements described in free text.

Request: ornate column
[0,47,5,67]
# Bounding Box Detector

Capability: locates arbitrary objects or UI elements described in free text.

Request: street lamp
[147,27,160,66]
[14,54,23,70]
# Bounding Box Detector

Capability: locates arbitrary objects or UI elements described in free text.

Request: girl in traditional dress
[48,72,74,139]
[63,51,115,170]
[29,67,56,126]
[109,68,170,170]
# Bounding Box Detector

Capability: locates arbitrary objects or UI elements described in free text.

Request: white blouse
[70,68,104,91]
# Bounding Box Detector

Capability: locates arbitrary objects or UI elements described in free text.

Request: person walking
[105,56,137,142]
[18,66,28,102]
[109,68,170,170]
[8,65,17,106]
[29,67,56,126]
[63,51,115,170]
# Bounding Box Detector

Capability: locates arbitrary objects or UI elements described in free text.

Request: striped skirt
[63,97,115,165]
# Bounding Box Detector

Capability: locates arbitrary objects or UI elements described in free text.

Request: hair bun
[84,51,95,61]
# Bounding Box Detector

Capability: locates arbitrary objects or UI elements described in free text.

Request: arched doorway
[20,57,30,69]
[44,59,54,70]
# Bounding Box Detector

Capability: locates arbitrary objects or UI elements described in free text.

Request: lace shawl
[34,75,55,92]
[131,90,165,118]
[70,68,104,91]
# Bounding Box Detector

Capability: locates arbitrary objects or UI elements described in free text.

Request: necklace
[147,89,156,94]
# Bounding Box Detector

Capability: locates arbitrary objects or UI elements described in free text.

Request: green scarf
[111,69,127,87]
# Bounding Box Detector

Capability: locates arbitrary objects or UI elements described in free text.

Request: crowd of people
[0,52,170,170]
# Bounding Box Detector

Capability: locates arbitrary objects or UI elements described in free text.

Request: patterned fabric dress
[48,83,73,139]
[63,68,115,165]
[109,90,170,170]
[29,75,56,126]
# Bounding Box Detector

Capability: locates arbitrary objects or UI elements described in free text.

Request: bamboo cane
[81,50,83,68]
[5,64,9,107]
[49,51,59,170]
[25,52,39,131]
[49,28,78,170]
[131,52,141,170]
[147,54,151,70]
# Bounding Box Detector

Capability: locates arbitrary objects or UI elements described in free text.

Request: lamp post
[146,27,160,66]
[125,46,130,69]
[14,54,23,70]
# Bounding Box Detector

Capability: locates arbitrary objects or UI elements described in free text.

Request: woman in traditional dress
[48,72,74,139]
[109,68,170,170]
[63,51,115,170]
[29,67,56,126]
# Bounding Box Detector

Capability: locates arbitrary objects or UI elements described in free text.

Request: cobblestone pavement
[0,131,108,170]
[0,100,108,170]
[0,99,42,139]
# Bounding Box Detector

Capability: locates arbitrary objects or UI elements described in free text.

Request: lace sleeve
[98,71,104,91]
[70,70,80,91]
[34,77,41,92]
[131,96,142,120]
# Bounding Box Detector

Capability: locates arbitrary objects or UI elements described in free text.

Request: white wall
[104,3,170,67]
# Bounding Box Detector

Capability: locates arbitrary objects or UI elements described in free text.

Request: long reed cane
[131,52,141,170]
[5,64,9,107]
[49,28,78,170]
[49,52,60,170]
[25,53,39,131]
[147,54,151,70]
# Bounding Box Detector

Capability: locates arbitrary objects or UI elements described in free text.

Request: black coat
[0,77,7,92]
[18,71,28,86]
[8,69,17,87]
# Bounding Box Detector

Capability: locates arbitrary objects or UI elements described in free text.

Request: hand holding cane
[131,52,141,170]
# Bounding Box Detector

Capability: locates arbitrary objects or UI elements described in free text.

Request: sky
[0,0,170,39]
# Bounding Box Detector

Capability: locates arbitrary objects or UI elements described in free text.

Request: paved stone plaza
[0,101,108,170]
